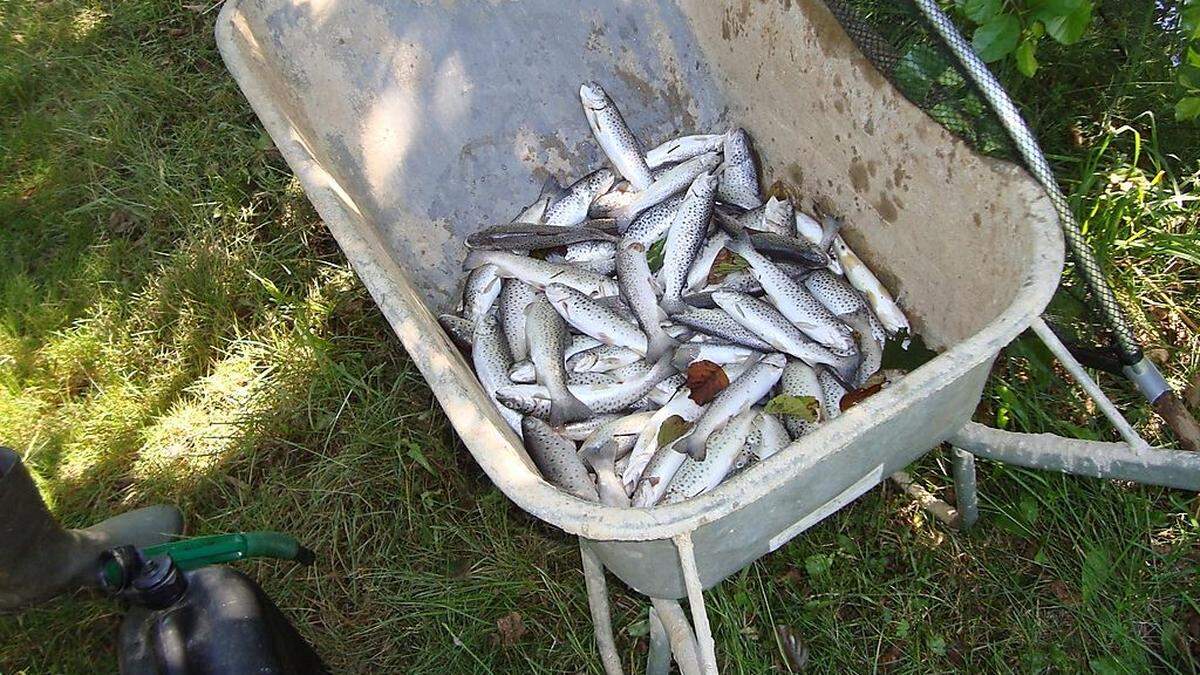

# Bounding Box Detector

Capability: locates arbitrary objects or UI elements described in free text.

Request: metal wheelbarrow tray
[216,1,1062,602]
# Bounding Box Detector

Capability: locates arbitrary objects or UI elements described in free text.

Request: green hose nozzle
[102,531,313,590]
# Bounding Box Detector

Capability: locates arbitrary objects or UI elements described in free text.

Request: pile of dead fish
[440,81,910,508]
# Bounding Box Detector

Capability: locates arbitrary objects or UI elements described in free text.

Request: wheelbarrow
[214,0,1200,671]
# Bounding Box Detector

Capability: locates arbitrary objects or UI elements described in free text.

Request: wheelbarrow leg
[950,446,979,529]
[579,542,624,675]
[649,598,703,675]
[646,606,672,675]
[674,532,719,674]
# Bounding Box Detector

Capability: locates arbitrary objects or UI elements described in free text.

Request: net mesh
[823,0,1144,366]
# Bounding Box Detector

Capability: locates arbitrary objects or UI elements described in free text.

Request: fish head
[543,282,574,306]
[688,170,721,199]
[723,128,753,164]
[588,168,618,195]
[579,82,609,111]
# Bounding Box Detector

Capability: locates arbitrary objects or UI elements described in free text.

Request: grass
[0,0,1197,672]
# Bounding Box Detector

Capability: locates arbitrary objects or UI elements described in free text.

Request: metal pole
[949,447,979,529]
[649,598,703,675]
[647,607,672,675]
[579,543,624,675]
[950,422,1200,490]
[674,532,718,675]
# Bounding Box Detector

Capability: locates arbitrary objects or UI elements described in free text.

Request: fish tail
[550,393,593,427]
[581,439,617,474]
[644,331,678,363]
[463,250,489,270]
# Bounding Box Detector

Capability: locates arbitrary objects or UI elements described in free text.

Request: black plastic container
[117,564,328,674]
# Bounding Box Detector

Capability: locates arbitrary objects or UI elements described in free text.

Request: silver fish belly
[580,82,655,191]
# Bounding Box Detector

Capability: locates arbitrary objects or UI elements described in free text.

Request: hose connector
[1123,357,1170,404]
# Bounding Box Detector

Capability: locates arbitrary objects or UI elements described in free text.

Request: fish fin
[644,331,678,363]
[818,214,842,250]
[723,228,754,256]
[550,393,593,427]
[581,439,617,474]
[540,175,568,202]
[684,434,707,461]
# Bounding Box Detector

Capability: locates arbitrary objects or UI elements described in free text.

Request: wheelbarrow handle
[948,421,1200,492]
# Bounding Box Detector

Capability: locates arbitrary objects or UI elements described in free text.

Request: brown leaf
[775,625,808,672]
[1047,580,1077,605]
[108,209,136,235]
[878,644,903,671]
[656,415,691,448]
[706,249,748,284]
[840,378,885,411]
[685,360,729,405]
[495,611,526,646]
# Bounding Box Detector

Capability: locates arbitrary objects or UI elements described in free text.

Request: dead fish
[465,250,619,299]
[545,283,649,355]
[523,416,599,501]
[581,440,631,507]
[725,236,855,354]
[526,295,593,425]
[544,169,618,227]
[576,411,656,454]
[660,408,758,504]
[747,412,790,460]
[498,279,538,362]
[841,309,883,388]
[717,128,762,209]
[684,230,731,294]
[622,193,686,246]
[566,344,644,374]
[717,196,794,237]
[712,290,857,378]
[567,355,677,414]
[778,359,824,438]
[803,269,867,317]
[645,133,726,169]
[622,388,705,492]
[460,264,502,325]
[510,177,560,224]
[617,241,677,362]
[671,343,763,370]
[438,313,474,351]
[467,223,618,251]
[830,233,910,336]
[659,171,720,315]
[816,367,847,421]
[568,371,619,386]
[794,211,843,275]
[473,316,523,436]
[671,308,775,351]
[610,152,721,230]
[580,82,655,191]
[681,353,786,460]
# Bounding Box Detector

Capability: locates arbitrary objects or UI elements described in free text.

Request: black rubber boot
[0,447,184,611]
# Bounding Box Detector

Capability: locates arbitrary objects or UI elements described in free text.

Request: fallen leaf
[495,611,526,646]
[656,415,691,447]
[763,394,820,421]
[775,625,808,672]
[707,249,748,284]
[108,209,136,235]
[646,238,666,272]
[685,360,729,404]
[1048,579,1076,604]
[840,381,884,411]
[879,644,903,671]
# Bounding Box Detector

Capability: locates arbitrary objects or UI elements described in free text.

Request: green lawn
[1,1,1198,672]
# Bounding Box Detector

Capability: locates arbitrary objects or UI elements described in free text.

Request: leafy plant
[1176,0,1200,121]
[954,0,1096,77]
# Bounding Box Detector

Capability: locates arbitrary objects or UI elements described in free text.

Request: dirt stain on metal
[849,157,870,192]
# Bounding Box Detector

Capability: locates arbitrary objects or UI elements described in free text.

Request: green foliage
[1177,0,1200,121]
[954,0,1095,75]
